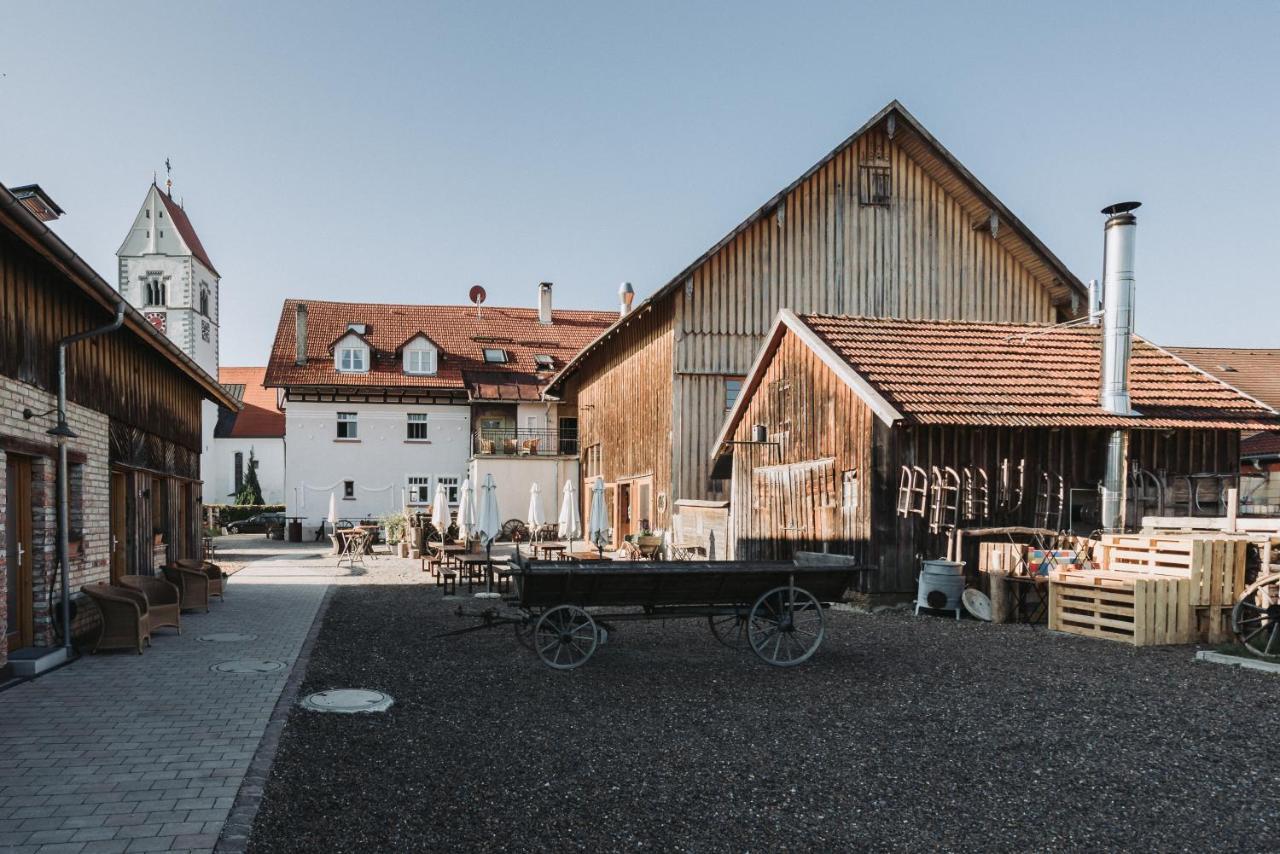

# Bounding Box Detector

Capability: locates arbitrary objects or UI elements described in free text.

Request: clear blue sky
[3,1,1277,365]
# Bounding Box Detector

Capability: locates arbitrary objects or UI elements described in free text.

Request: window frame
[404,346,437,375]
[483,348,509,364]
[436,475,460,505]
[534,353,555,370]
[406,412,429,441]
[338,346,368,373]
[343,479,355,500]
[336,411,359,440]
[406,475,432,505]
[724,377,744,412]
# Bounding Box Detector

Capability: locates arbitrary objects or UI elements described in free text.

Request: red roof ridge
[155,185,219,277]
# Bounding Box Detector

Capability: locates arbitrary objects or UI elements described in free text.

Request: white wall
[468,456,580,530]
[210,437,286,505]
[284,401,472,531]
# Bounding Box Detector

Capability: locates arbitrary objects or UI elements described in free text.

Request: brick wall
[1,375,112,668]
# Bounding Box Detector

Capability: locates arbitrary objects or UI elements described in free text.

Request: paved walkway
[0,540,426,854]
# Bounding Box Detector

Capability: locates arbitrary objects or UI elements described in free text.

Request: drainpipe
[52,301,127,651]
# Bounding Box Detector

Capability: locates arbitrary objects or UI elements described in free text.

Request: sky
[2,1,1277,365]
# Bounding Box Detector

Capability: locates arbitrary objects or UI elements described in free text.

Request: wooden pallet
[1097,534,1246,608]
[1049,570,1194,646]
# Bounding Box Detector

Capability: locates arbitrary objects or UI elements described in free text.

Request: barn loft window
[858,163,892,206]
[724,378,744,411]
[144,278,166,306]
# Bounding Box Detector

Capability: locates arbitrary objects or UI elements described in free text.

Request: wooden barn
[1,181,237,671]
[545,100,1090,551]
[711,310,1280,599]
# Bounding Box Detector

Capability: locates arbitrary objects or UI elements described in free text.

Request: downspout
[53,301,127,651]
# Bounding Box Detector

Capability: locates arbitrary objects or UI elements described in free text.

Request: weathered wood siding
[563,304,675,529]
[0,228,204,453]
[673,127,1063,506]
[729,331,875,563]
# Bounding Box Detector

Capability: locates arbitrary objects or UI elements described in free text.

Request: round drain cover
[198,633,258,643]
[211,659,286,674]
[300,689,394,714]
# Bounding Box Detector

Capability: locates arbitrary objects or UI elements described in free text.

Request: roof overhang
[0,182,239,411]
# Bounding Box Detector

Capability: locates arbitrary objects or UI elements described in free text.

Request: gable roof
[1166,347,1280,411]
[155,186,220,277]
[549,99,1088,396]
[216,367,284,439]
[714,311,1280,458]
[264,299,615,400]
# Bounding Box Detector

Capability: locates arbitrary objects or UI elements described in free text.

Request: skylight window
[483,348,509,364]
[534,354,555,370]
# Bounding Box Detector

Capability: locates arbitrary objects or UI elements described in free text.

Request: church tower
[116,181,222,488]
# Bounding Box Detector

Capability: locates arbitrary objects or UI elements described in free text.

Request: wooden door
[110,471,127,582]
[616,483,632,543]
[5,455,34,651]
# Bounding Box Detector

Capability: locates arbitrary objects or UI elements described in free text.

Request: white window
[407,413,429,441]
[437,475,460,504]
[338,346,367,372]
[407,476,432,505]
[483,348,508,363]
[337,412,358,439]
[404,347,436,375]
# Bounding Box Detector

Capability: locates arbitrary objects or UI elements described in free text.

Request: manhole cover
[300,689,394,714]
[198,633,258,643]
[211,659,286,674]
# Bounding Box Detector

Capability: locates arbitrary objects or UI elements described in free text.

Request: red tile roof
[1167,347,1280,411]
[264,299,616,399]
[792,313,1280,429]
[217,367,285,438]
[1243,431,1280,458]
[156,186,219,277]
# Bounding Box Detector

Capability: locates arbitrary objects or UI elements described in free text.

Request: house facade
[714,312,1280,597]
[545,101,1089,550]
[212,367,286,504]
[115,182,222,488]
[1,181,237,673]
[263,289,614,533]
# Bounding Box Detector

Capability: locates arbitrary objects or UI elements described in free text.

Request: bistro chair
[161,564,211,613]
[118,575,182,635]
[176,558,227,600]
[81,583,151,654]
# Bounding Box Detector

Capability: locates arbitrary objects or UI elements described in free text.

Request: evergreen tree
[236,448,265,505]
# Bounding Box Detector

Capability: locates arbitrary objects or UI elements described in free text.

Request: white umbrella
[474,474,503,597]
[527,482,545,543]
[558,480,581,552]
[430,483,450,552]
[587,475,608,558]
[327,492,338,553]
[456,477,475,543]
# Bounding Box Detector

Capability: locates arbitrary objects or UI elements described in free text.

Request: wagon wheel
[500,519,528,542]
[513,614,536,651]
[1232,573,1280,657]
[707,613,750,650]
[534,605,598,669]
[747,586,825,667]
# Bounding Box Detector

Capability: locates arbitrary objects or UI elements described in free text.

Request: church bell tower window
[199,284,210,317]
[145,278,167,306]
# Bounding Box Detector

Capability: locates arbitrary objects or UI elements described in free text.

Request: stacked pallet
[1049,534,1246,646]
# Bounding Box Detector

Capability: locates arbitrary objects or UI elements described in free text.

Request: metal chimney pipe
[295,303,308,365]
[1086,279,1102,326]
[618,281,635,317]
[1099,202,1140,415]
[538,282,553,325]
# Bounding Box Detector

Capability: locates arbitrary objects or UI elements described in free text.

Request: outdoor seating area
[79,559,229,654]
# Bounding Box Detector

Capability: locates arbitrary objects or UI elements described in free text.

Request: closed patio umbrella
[457,477,475,543]
[430,482,450,553]
[474,473,502,597]
[588,475,608,558]
[327,492,338,554]
[527,482,545,545]
[558,480,581,552]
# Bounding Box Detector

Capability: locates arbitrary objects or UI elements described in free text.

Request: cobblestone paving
[0,540,432,854]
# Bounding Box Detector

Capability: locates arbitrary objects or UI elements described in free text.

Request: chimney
[538,282,553,325]
[1086,279,1102,326]
[1098,202,1140,415]
[618,281,635,317]
[295,303,308,365]
[1097,201,1140,532]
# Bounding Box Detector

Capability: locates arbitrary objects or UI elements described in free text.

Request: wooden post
[1226,487,1239,533]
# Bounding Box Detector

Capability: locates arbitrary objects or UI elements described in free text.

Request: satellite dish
[469,284,487,305]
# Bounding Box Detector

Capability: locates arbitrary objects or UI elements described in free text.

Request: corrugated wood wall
[730,331,874,562]
[566,304,675,528]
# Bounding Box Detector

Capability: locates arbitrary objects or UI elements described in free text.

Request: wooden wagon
[444,554,862,670]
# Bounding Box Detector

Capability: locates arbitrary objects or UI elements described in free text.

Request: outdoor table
[458,554,508,594]
[537,544,567,561]
[566,551,613,562]
[1005,574,1050,624]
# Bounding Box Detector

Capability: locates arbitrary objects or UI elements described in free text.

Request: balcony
[472,427,577,458]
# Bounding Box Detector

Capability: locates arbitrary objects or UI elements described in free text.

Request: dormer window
[338,346,367,372]
[405,347,437,375]
[483,348,509,364]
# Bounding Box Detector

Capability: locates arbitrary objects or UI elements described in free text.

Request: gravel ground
[247,585,1280,853]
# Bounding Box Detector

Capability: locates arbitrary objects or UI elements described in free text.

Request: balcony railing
[472,427,577,457]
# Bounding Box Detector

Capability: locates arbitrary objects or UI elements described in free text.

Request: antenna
[469,284,487,318]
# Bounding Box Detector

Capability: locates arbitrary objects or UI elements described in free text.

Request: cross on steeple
[165,157,172,194]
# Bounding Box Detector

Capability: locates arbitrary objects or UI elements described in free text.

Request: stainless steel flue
[1099,202,1140,415]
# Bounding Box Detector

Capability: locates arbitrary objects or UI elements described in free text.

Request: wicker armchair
[118,574,182,635]
[176,558,226,600]
[161,564,210,613]
[81,583,150,654]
